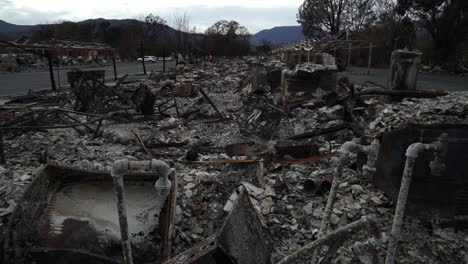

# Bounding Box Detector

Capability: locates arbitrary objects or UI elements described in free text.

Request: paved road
[339,66,468,91]
[1,62,466,97]
[0,62,175,96]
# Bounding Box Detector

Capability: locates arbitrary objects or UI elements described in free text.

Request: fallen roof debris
[0,54,467,264]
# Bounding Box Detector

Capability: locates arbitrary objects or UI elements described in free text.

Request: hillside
[0,20,37,39]
[0,20,35,34]
[250,26,306,46]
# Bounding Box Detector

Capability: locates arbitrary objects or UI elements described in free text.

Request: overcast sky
[0,0,304,33]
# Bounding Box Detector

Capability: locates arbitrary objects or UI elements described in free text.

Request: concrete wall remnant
[281,62,337,104]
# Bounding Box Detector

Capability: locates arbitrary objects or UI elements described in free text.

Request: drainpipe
[318,139,380,237]
[385,133,448,264]
[111,159,172,264]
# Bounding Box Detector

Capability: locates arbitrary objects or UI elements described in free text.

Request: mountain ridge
[250,25,307,46]
[1,19,316,46]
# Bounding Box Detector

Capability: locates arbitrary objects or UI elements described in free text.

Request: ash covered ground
[0,57,467,264]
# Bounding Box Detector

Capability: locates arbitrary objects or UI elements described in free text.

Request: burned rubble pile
[0,56,467,264]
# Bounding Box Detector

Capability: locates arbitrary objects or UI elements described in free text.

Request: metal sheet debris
[3,164,176,264]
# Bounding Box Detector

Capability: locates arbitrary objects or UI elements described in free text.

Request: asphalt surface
[0,62,466,97]
[0,61,175,96]
[339,66,468,92]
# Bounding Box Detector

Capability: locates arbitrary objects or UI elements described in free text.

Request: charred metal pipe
[385,133,448,264]
[318,151,346,238]
[111,159,172,264]
[352,223,387,264]
[278,216,381,264]
[363,139,381,178]
[318,139,380,237]
[111,160,134,264]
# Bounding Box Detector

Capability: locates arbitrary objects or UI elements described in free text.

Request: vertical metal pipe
[385,156,416,264]
[56,51,61,91]
[112,55,118,81]
[111,161,134,264]
[46,50,57,91]
[385,135,447,263]
[347,44,351,72]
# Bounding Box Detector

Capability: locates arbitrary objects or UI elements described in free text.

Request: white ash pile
[368,91,468,135]
[0,56,467,264]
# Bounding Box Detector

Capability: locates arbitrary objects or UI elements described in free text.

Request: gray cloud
[170,5,300,33]
[0,1,70,25]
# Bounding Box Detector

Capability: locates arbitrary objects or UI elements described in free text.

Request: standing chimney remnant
[389,50,422,90]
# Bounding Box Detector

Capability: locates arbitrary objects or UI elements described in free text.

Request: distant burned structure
[0,38,116,90]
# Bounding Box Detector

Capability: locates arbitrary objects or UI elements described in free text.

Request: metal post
[346,29,351,72]
[347,44,351,72]
[140,41,147,75]
[111,160,134,264]
[385,134,447,264]
[163,46,166,73]
[56,50,61,91]
[384,155,416,264]
[46,50,57,91]
[112,55,117,81]
[367,44,373,75]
